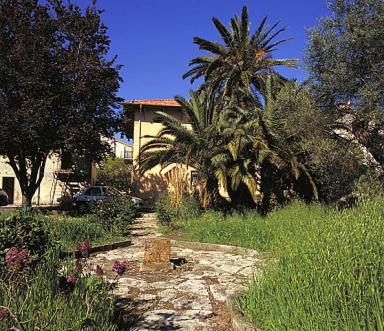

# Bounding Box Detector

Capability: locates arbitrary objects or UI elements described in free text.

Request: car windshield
[84,187,102,196]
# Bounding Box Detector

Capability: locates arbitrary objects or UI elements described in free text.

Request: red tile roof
[124,99,181,107]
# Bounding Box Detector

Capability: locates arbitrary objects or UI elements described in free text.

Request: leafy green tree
[270,82,364,202]
[97,157,132,192]
[0,0,122,206]
[306,0,384,168]
[183,6,297,102]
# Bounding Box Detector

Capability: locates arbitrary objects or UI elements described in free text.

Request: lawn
[41,214,128,252]
[175,197,384,330]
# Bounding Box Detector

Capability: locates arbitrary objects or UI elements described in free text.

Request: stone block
[143,239,171,263]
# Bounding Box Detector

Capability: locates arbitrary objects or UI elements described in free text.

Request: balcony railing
[123,150,133,161]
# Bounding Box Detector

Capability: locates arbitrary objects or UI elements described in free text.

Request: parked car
[73,186,143,212]
[0,188,8,206]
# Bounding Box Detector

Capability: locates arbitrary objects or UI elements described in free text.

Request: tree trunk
[7,153,47,208]
[22,193,32,208]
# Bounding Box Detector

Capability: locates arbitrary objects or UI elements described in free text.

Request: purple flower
[66,274,77,284]
[5,247,29,270]
[95,265,104,276]
[0,308,9,320]
[76,241,91,256]
[112,260,128,276]
[58,275,75,295]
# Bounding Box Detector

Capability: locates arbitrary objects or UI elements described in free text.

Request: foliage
[0,249,119,330]
[0,213,51,269]
[91,197,137,235]
[270,82,365,202]
[306,0,384,168]
[354,170,384,198]
[0,189,7,206]
[97,157,132,192]
[139,90,221,208]
[183,6,297,101]
[0,0,122,206]
[41,215,124,253]
[155,193,201,227]
[179,197,384,330]
[139,8,319,211]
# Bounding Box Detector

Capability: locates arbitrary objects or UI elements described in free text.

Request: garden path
[89,213,263,331]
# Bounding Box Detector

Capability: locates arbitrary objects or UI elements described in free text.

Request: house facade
[0,138,132,206]
[124,99,196,203]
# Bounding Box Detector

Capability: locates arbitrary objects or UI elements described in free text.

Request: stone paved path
[89,213,263,330]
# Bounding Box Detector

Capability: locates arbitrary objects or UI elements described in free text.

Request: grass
[177,197,384,330]
[0,250,119,330]
[40,215,128,252]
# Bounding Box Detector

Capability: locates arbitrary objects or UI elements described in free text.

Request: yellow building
[124,99,196,203]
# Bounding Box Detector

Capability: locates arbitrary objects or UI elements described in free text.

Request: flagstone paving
[89,213,264,330]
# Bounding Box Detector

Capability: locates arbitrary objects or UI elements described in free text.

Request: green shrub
[0,189,8,206]
[0,251,118,330]
[91,197,137,235]
[0,213,52,268]
[42,215,120,252]
[155,193,201,227]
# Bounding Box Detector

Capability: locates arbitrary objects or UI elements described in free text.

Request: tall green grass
[0,251,118,330]
[180,198,384,330]
[41,215,126,251]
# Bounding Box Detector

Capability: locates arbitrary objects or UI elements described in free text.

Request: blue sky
[73,0,329,101]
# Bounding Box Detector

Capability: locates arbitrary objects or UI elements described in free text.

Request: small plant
[0,213,52,271]
[0,240,124,330]
[91,197,137,235]
[155,192,201,227]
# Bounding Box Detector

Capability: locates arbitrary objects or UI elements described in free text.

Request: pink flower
[0,308,9,320]
[5,247,29,270]
[76,241,91,256]
[66,274,77,284]
[112,260,128,275]
[95,265,104,276]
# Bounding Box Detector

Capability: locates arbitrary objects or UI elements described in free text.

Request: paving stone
[88,212,263,330]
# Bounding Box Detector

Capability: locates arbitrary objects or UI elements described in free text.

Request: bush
[0,213,52,268]
[0,189,8,206]
[155,193,201,227]
[91,197,137,235]
[42,215,120,252]
[0,250,118,330]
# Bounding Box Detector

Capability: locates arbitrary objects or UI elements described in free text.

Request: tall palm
[183,6,297,100]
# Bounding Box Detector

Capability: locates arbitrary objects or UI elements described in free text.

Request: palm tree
[213,79,319,211]
[138,90,221,208]
[183,6,297,101]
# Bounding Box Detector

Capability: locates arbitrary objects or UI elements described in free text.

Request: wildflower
[58,275,75,295]
[112,260,128,276]
[0,308,9,320]
[66,274,77,284]
[95,265,104,276]
[76,241,91,256]
[5,247,29,270]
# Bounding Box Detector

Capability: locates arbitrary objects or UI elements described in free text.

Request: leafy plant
[0,213,51,269]
[155,193,201,227]
[97,157,132,192]
[91,197,137,235]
